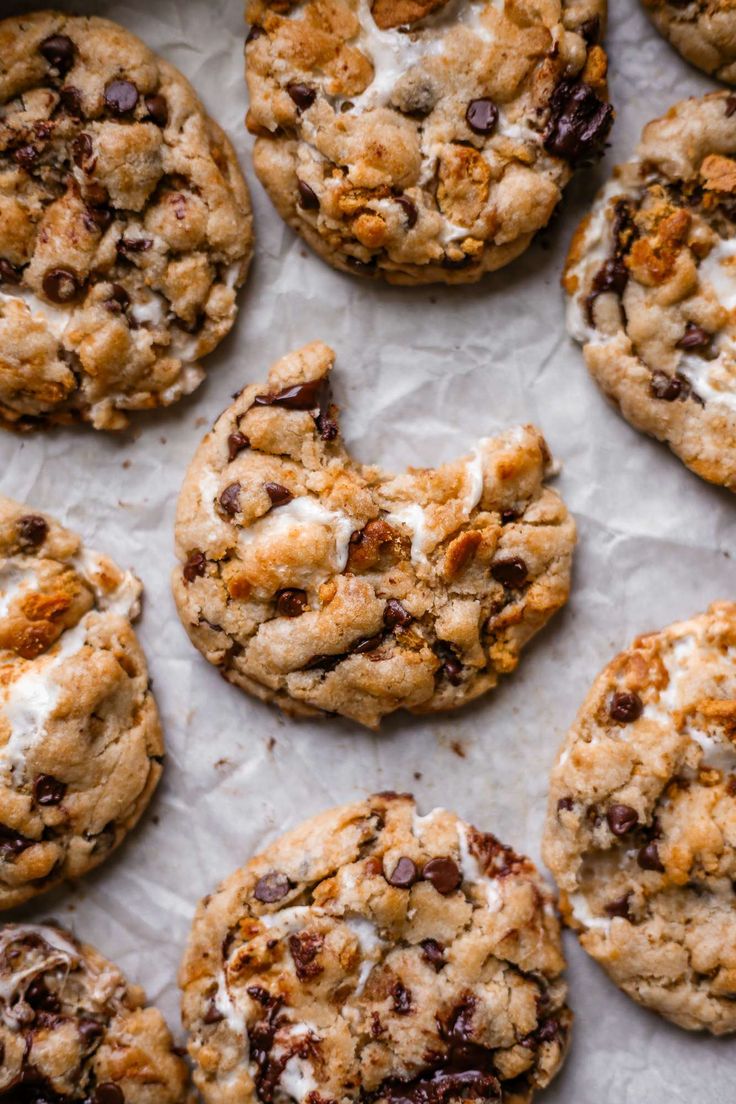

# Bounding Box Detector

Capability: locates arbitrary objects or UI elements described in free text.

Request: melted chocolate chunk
[420,938,445,971]
[288,930,324,980]
[144,94,169,127]
[276,588,308,617]
[39,34,75,75]
[383,599,412,630]
[14,145,40,171]
[253,377,337,441]
[352,632,383,654]
[17,514,48,549]
[287,82,316,111]
[33,775,67,807]
[543,79,613,163]
[78,1017,104,1045]
[104,79,139,115]
[467,828,527,878]
[297,180,320,210]
[219,482,242,516]
[490,556,528,588]
[203,999,224,1024]
[677,321,712,351]
[247,985,317,1104]
[422,856,461,895]
[59,85,83,115]
[395,195,418,228]
[637,840,664,872]
[605,893,631,920]
[91,1083,125,1104]
[608,690,643,723]
[433,642,463,686]
[42,267,82,303]
[72,132,94,170]
[606,804,638,836]
[104,283,131,314]
[392,980,412,1015]
[386,856,418,888]
[183,550,207,583]
[465,98,498,135]
[227,430,250,461]
[586,199,637,320]
[265,482,294,508]
[254,871,291,903]
[650,370,688,402]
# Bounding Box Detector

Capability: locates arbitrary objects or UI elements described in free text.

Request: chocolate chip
[383,598,412,630]
[59,85,83,115]
[91,1083,124,1104]
[392,980,412,1014]
[500,509,518,525]
[726,95,736,119]
[203,999,224,1024]
[395,195,418,228]
[676,322,712,351]
[253,377,337,441]
[441,252,473,270]
[17,514,48,548]
[606,804,638,836]
[78,1018,104,1045]
[422,856,461,895]
[608,690,643,723]
[39,34,75,75]
[605,893,631,920]
[117,237,153,255]
[227,431,250,461]
[579,15,600,42]
[288,930,324,980]
[465,97,498,135]
[34,775,67,806]
[72,132,94,170]
[104,283,131,313]
[276,588,308,617]
[434,641,463,686]
[42,266,82,303]
[183,550,207,583]
[386,856,418,888]
[637,840,664,872]
[544,79,613,163]
[104,79,139,115]
[13,145,40,171]
[0,259,21,285]
[352,632,383,654]
[650,370,686,402]
[218,482,241,516]
[287,82,316,111]
[265,482,293,508]
[303,652,345,672]
[297,180,320,210]
[144,93,169,126]
[247,24,266,43]
[0,823,35,859]
[557,796,574,813]
[590,255,628,298]
[420,938,445,971]
[254,871,291,903]
[490,556,528,588]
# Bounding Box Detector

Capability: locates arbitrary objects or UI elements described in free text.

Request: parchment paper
[4,0,736,1099]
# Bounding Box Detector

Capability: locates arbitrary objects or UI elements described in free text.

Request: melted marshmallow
[677,239,736,410]
[239,495,360,573]
[72,549,141,619]
[384,501,430,565]
[0,564,39,619]
[344,915,386,995]
[456,823,502,913]
[411,806,444,837]
[0,285,73,340]
[0,924,79,1006]
[568,891,611,935]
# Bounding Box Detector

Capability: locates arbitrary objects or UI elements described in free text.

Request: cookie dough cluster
[245,0,612,282]
[173,342,575,727]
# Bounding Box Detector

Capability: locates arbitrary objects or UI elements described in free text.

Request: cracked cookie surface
[172,342,576,728]
[564,92,736,491]
[0,11,253,430]
[0,494,162,910]
[0,921,190,1102]
[245,0,611,284]
[181,793,571,1104]
[543,602,736,1034]
[642,0,736,83]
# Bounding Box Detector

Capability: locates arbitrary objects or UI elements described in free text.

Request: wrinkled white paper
[4,0,736,1099]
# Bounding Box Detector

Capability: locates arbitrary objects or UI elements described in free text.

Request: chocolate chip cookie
[245,0,611,283]
[0,495,162,910]
[642,0,736,84]
[181,793,571,1104]
[0,11,253,430]
[543,602,736,1034]
[564,92,736,491]
[172,342,576,728]
[0,921,190,1101]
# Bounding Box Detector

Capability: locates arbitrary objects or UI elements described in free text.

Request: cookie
[181,792,571,1104]
[0,12,253,431]
[0,921,189,1101]
[0,495,162,910]
[542,602,736,1034]
[244,0,611,284]
[563,92,736,491]
[172,342,576,728]
[642,0,736,84]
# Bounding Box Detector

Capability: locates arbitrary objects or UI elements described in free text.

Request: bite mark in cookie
[543,602,736,1034]
[180,793,571,1104]
[172,342,576,727]
[0,495,163,910]
[245,0,611,284]
[0,11,253,430]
